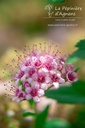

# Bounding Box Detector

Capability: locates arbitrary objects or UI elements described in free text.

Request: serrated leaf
[23,112,37,117]
[67,39,85,63]
[35,105,49,128]
[45,81,85,104]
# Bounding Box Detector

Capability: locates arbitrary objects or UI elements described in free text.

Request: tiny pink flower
[12,86,25,103]
[59,57,66,65]
[44,62,54,70]
[34,59,42,68]
[24,81,30,88]
[17,92,25,103]
[65,64,74,72]
[24,59,31,66]
[26,83,44,102]
[37,72,46,83]
[43,55,55,70]
[27,67,36,77]
[57,64,63,71]
[66,71,78,82]
[16,70,24,79]
[50,72,60,82]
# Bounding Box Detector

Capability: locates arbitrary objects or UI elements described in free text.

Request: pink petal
[21,66,27,71]
[26,94,32,100]
[53,82,59,88]
[21,75,26,82]
[28,78,32,83]
[32,82,39,89]
[46,76,51,83]
[59,78,65,84]
[12,96,17,101]
[38,89,44,97]
[16,99,21,103]
[41,83,47,90]
[32,73,38,81]
[33,96,40,103]
[26,87,31,93]
[39,68,48,73]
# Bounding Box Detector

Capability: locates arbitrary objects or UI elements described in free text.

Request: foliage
[23,112,37,117]
[71,106,85,128]
[45,39,85,104]
[44,118,72,128]
[35,105,49,128]
[22,105,49,128]
[45,81,85,104]
[67,39,85,63]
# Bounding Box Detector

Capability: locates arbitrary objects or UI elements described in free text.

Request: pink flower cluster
[12,47,78,103]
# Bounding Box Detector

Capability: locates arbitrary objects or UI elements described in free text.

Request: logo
[45,4,54,18]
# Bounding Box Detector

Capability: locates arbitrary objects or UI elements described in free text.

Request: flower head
[3,43,78,103]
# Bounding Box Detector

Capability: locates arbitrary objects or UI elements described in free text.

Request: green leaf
[35,105,49,128]
[47,0,65,3]
[22,87,25,91]
[18,81,23,86]
[73,81,85,95]
[74,67,80,72]
[67,39,85,63]
[45,81,85,104]
[44,118,72,128]
[23,112,37,117]
[66,57,78,64]
[28,99,36,109]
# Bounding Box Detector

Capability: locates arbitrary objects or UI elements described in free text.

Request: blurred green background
[0,0,85,128]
